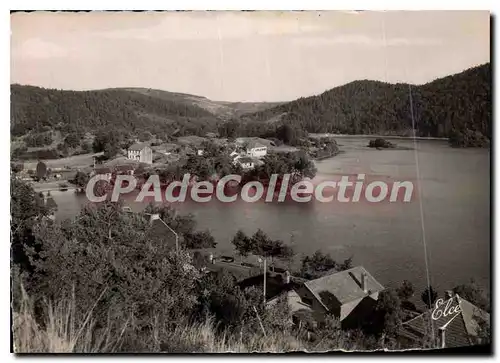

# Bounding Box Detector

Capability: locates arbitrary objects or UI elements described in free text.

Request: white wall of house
[247,146,267,158]
[140,146,153,164]
[128,146,153,164]
[128,150,140,161]
[239,161,254,169]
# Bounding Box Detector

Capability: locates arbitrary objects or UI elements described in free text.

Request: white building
[127,143,153,164]
[245,140,267,158]
[234,156,255,170]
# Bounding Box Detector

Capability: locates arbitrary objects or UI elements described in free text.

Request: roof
[401,295,490,348]
[146,216,178,249]
[236,157,254,164]
[246,140,266,149]
[304,266,384,307]
[115,164,135,171]
[177,136,207,146]
[94,167,112,174]
[206,261,260,282]
[128,143,148,151]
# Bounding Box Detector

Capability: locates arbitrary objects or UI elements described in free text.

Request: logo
[431,298,461,321]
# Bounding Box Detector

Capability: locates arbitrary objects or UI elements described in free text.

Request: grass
[12,285,306,353]
[22,152,104,170]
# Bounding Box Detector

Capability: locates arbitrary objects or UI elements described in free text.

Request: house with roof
[145,213,179,251]
[114,164,136,175]
[151,143,179,156]
[399,293,490,349]
[127,143,153,164]
[234,156,256,170]
[288,266,385,326]
[245,140,267,158]
[234,265,384,330]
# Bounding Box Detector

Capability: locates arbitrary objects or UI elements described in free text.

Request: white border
[3,2,497,362]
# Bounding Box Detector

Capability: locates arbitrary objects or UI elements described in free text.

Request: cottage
[127,143,153,164]
[151,143,179,156]
[297,266,384,325]
[146,213,178,251]
[234,156,255,170]
[399,293,490,349]
[115,164,135,175]
[245,140,267,158]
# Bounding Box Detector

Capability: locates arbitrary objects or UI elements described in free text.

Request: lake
[49,137,491,295]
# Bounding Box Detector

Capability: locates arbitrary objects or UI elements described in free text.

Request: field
[23,152,103,170]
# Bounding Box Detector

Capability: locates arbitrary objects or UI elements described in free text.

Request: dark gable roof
[146,216,177,249]
[94,167,112,174]
[129,143,148,151]
[304,266,384,307]
[237,157,254,164]
[115,164,135,172]
[246,140,266,149]
[401,295,490,348]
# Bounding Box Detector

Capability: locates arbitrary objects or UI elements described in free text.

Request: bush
[25,132,53,147]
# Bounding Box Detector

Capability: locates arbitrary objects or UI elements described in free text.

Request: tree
[92,131,119,156]
[453,280,490,312]
[338,256,354,271]
[11,162,23,174]
[421,286,438,309]
[64,133,81,148]
[36,161,47,180]
[372,289,403,339]
[183,230,217,249]
[297,250,337,279]
[144,203,197,238]
[231,230,254,261]
[195,269,261,333]
[23,201,201,351]
[10,177,48,272]
[73,171,89,188]
[397,280,415,301]
[261,239,294,267]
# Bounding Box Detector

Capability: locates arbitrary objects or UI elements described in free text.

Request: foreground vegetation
[9,176,403,352]
[11,174,490,352]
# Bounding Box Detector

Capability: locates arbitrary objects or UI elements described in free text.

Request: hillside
[10,85,221,139]
[10,85,282,142]
[242,64,491,145]
[117,87,282,119]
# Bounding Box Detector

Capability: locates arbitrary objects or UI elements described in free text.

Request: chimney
[361,272,367,293]
[285,270,291,284]
[439,327,446,348]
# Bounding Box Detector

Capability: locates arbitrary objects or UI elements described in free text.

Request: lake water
[49,137,491,295]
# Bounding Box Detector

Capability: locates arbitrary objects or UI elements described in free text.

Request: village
[14,132,338,193]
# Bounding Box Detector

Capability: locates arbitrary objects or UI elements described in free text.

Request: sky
[10,11,490,102]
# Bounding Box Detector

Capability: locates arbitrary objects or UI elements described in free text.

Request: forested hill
[243,63,491,145]
[121,88,283,118]
[10,85,221,138]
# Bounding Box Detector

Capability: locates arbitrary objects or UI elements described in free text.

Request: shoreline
[309,133,448,141]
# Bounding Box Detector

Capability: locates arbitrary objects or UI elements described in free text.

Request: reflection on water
[51,138,491,294]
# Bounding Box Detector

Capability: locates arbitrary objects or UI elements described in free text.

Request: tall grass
[12,285,306,353]
[12,284,124,353]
